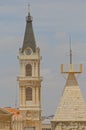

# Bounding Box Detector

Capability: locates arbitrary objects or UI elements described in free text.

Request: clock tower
[17,9,42,130]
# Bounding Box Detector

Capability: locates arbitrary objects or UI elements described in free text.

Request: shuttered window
[26,64,32,76]
[26,87,32,101]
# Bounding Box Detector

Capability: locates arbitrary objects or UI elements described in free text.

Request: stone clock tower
[17,9,42,130]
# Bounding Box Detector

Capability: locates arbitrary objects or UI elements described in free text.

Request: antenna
[69,36,72,64]
[61,36,82,74]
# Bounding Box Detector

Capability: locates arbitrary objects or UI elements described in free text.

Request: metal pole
[69,36,72,64]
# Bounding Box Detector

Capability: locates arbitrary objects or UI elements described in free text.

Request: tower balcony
[18,54,42,61]
[17,76,43,81]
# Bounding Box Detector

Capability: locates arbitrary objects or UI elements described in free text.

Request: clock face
[25,48,32,55]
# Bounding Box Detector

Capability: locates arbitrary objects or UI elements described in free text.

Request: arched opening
[26,64,32,76]
[26,87,32,101]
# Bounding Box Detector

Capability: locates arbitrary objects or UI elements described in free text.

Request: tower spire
[18,7,42,130]
[21,5,36,53]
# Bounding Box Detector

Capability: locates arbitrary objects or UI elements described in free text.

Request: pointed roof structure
[22,6,36,53]
[52,46,86,122]
[53,73,86,121]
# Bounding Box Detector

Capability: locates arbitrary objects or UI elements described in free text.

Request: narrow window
[26,87,32,101]
[26,64,32,76]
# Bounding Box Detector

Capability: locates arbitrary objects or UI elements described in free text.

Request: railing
[17,76,43,81]
[61,64,82,73]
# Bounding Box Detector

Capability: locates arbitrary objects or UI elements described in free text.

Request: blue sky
[0,0,86,116]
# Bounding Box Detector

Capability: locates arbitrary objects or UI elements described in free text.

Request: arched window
[26,64,32,76]
[26,87,32,101]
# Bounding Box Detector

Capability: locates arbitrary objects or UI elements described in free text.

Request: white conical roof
[53,73,86,122]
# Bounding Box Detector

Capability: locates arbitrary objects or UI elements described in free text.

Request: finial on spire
[28,4,30,15]
[69,36,72,64]
[26,4,32,22]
